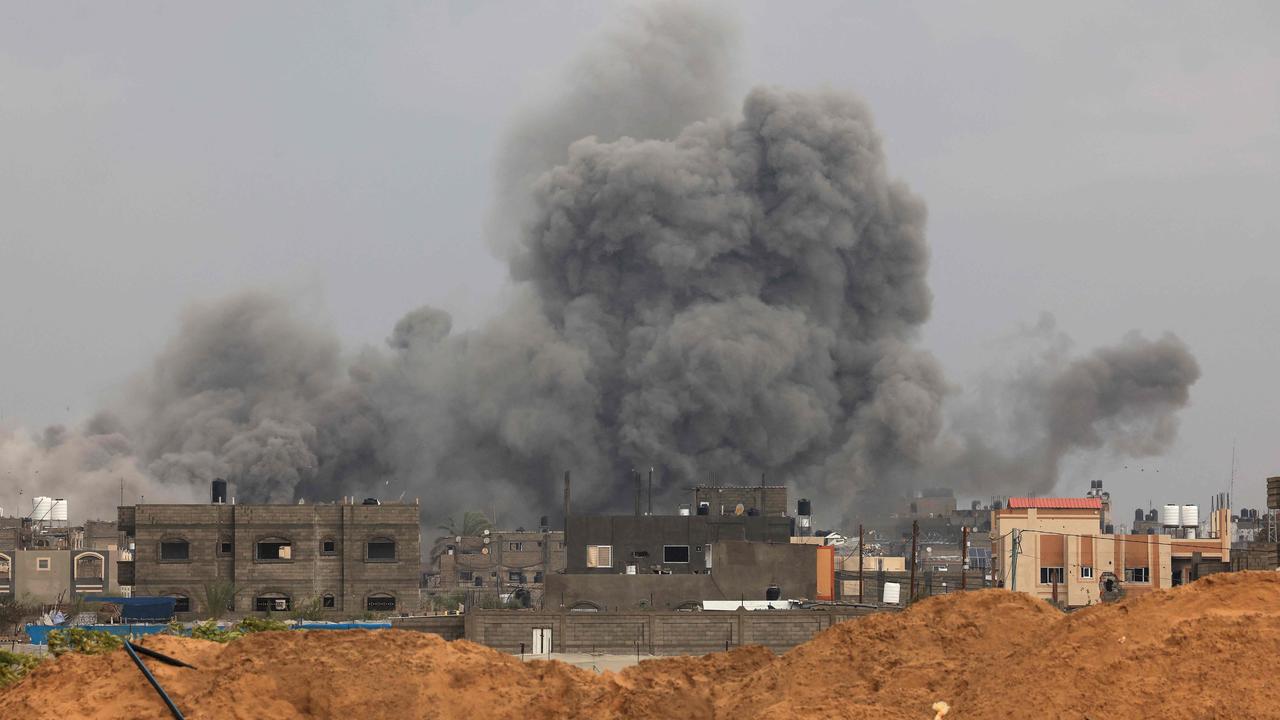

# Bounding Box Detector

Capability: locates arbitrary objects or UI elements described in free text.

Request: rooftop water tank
[1161,504,1180,527]
[1180,504,1199,528]
[797,498,812,516]
[1184,527,1197,539]
[32,496,53,523]
[1134,509,1144,523]
[51,498,67,524]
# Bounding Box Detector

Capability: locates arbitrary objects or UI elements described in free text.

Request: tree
[0,596,35,638]
[201,580,238,620]
[438,511,493,537]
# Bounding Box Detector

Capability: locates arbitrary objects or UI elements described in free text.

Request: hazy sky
[2,1,1277,519]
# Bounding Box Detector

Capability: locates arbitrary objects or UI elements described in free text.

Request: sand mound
[5,572,1280,719]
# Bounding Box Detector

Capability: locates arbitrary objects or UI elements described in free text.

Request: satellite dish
[455,536,462,543]
[734,503,745,516]
[481,547,489,555]
[483,536,490,544]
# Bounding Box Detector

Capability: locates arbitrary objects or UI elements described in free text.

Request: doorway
[531,627,552,656]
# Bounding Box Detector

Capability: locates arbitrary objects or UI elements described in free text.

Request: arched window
[319,537,337,555]
[366,537,396,561]
[0,553,10,581]
[171,594,191,613]
[322,593,335,608]
[256,537,294,561]
[255,593,291,612]
[75,553,104,579]
[159,537,190,561]
[365,593,396,612]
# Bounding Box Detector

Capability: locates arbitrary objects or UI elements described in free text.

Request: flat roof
[1006,497,1102,510]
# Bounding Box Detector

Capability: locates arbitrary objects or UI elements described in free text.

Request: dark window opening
[663,545,691,563]
[473,577,484,587]
[256,539,293,561]
[322,594,335,608]
[218,541,233,556]
[75,555,104,579]
[255,595,291,612]
[367,538,396,561]
[1039,567,1064,584]
[366,595,396,612]
[321,539,337,555]
[172,596,191,613]
[508,571,524,583]
[1125,567,1150,583]
[533,571,544,583]
[160,540,190,561]
[631,550,649,558]
[459,570,473,581]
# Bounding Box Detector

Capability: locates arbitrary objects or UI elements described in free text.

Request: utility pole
[961,525,968,591]
[1009,529,1022,592]
[858,523,865,604]
[909,520,919,604]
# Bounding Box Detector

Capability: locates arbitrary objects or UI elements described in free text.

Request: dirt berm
[4,571,1280,719]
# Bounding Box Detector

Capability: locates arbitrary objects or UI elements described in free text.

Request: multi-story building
[992,497,1231,607]
[118,489,421,616]
[0,513,121,604]
[430,528,565,602]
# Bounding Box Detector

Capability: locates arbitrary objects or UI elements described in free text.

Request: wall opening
[160,539,190,561]
[256,538,294,561]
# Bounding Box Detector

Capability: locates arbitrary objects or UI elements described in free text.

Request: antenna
[1229,441,1236,512]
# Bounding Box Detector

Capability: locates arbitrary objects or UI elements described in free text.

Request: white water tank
[1179,504,1198,528]
[1184,527,1197,539]
[32,496,53,523]
[51,498,68,524]
[1161,504,1180,527]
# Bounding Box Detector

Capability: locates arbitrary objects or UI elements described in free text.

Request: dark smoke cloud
[927,314,1201,496]
[0,1,1201,526]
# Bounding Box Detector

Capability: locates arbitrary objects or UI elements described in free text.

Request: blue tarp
[295,621,392,631]
[88,596,176,621]
[24,623,169,645]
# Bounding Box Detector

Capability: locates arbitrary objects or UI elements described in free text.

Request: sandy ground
[4,571,1280,719]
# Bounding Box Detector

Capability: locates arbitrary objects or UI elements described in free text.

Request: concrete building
[992,497,1231,607]
[0,548,120,604]
[429,528,565,603]
[118,494,421,615]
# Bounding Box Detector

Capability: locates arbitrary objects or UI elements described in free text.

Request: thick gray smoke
[0,1,1201,526]
[927,314,1201,496]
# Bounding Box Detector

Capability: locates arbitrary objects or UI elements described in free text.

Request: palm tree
[438,511,493,537]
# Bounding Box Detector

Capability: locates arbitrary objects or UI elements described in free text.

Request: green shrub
[46,628,124,657]
[0,650,43,688]
[235,616,289,634]
[291,597,326,622]
[190,620,242,643]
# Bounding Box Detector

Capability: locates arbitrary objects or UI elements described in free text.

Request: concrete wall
[692,486,788,517]
[123,502,420,615]
[564,515,792,573]
[2,549,117,603]
[546,541,817,610]
[464,607,886,655]
[390,615,465,640]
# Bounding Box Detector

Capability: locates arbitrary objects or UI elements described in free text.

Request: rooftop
[1006,497,1102,510]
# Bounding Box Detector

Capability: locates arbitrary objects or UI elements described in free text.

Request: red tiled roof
[1006,497,1102,510]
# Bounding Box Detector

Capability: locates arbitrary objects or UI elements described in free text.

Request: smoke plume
[0,1,1201,526]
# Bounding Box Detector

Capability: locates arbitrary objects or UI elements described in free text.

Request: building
[118,490,421,616]
[992,497,1231,607]
[0,511,121,604]
[429,527,565,604]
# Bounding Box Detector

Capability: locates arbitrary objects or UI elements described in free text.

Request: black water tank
[765,585,781,601]
[362,497,381,506]
[798,498,812,516]
[211,479,228,504]
[1134,509,1144,523]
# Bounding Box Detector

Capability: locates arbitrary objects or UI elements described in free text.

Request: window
[1125,567,1150,583]
[172,595,191,613]
[459,570,473,582]
[1039,567,1065,584]
[473,577,484,587]
[586,545,613,568]
[322,594,335,609]
[631,550,650,558]
[218,541,233,556]
[366,538,396,561]
[1080,566,1094,579]
[255,594,291,612]
[75,554,104,579]
[508,542,523,551]
[321,539,337,555]
[508,571,524,583]
[0,554,9,579]
[533,571,544,583]
[366,594,396,612]
[256,538,293,561]
[663,545,691,564]
[37,557,52,571]
[160,540,190,561]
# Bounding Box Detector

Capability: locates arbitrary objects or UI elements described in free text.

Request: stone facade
[429,530,565,602]
[118,501,420,615]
